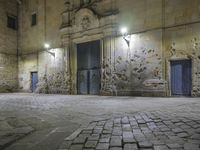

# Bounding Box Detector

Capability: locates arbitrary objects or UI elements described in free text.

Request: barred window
[7,15,17,30]
[31,13,37,26]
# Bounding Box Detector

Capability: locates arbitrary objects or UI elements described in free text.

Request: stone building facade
[0,0,200,96]
[0,0,18,92]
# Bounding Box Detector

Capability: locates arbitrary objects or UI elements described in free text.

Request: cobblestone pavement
[0,93,200,150]
[58,112,200,150]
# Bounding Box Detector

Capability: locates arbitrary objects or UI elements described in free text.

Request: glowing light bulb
[44,43,50,49]
[121,27,128,35]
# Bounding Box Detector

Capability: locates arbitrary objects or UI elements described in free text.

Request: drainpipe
[16,0,21,92]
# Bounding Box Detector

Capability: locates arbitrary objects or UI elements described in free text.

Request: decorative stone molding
[75,8,99,31]
[60,0,119,44]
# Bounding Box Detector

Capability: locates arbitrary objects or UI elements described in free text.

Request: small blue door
[31,72,38,92]
[171,60,192,96]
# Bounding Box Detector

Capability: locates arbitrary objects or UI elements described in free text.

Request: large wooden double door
[77,40,101,95]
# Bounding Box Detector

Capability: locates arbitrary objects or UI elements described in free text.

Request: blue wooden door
[31,72,38,92]
[171,60,192,96]
[77,40,100,95]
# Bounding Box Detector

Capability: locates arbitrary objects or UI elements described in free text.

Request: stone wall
[0,0,18,92]
[101,30,165,96]
[18,0,65,54]
[164,23,200,96]
[18,48,71,94]
[16,0,200,96]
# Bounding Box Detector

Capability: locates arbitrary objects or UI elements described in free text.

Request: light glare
[44,43,50,49]
[121,27,127,35]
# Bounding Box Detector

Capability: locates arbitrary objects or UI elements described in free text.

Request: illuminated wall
[15,0,200,96]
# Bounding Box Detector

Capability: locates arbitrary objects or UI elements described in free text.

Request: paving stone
[151,140,165,145]
[190,134,200,140]
[73,137,87,144]
[123,137,136,143]
[139,148,154,150]
[97,121,106,126]
[114,118,121,124]
[85,140,98,148]
[110,136,122,147]
[132,129,142,134]
[59,140,72,149]
[188,139,200,144]
[122,117,129,124]
[124,144,138,150]
[81,130,93,134]
[180,125,191,129]
[196,128,200,133]
[193,124,200,129]
[109,148,122,150]
[87,123,97,130]
[177,132,189,138]
[70,144,83,150]
[101,134,111,138]
[99,137,110,143]
[88,134,100,141]
[153,145,169,150]
[163,131,175,136]
[184,143,200,150]
[78,133,90,138]
[166,143,182,149]
[103,130,112,134]
[160,127,170,132]
[123,124,132,131]
[93,129,103,134]
[123,132,134,139]
[138,141,153,148]
[137,119,146,124]
[172,128,184,133]
[112,130,122,136]
[134,134,146,142]
[96,143,109,150]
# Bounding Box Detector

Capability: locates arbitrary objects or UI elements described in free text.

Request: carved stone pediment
[60,0,119,44]
[75,8,99,31]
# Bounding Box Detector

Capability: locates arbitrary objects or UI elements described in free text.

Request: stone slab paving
[0,94,200,150]
[58,111,200,150]
[0,117,34,149]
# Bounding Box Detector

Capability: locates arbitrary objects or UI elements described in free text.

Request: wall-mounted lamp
[44,43,50,49]
[121,27,131,47]
[44,43,55,57]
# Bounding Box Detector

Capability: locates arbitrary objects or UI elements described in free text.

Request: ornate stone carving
[60,0,119,34]
[81,16,91,30]
[75,8,99,31]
